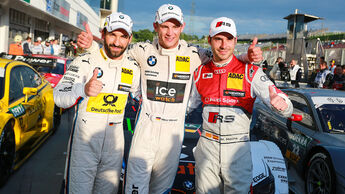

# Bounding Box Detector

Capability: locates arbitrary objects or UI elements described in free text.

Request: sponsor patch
[223,90,245,97]
[118,84,131,92]
[172,73,190,80]
[146,80,186,103]
[68,65,79,73]
[202,73,213,79]
[147,55,157,66]
[249,66,254,78]
[8,104,26,118]
[260,75,270,82]
[86,93,127,114]
[175,56,190,72]
[121,68,133,84]
[59,86,72,92]
[145,70,159,77]
[214,69,226,74]
[227,73,243,90]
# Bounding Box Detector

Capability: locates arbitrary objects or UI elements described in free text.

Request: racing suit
[314,69,331,88]
[53,48,140,194]
[187,56,293,193]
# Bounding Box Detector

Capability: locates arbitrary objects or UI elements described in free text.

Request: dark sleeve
[23,43,32,54]
[296,69,302,81]
[323,73,334,88]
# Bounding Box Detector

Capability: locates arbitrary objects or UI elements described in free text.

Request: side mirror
[23,87,38,103]
[288,114,303,122]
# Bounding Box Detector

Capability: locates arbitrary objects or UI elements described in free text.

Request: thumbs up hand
[77,22,93,49]
[247,37,263,62]
[269,85,288,111]
[85,68,103,97]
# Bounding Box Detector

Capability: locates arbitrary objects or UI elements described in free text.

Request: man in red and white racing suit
[187,17,293,193]
[53,13,140,194]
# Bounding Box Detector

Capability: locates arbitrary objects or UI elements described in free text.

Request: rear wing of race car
[0,53,57,68]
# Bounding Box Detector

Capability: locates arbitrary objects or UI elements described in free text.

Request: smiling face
[153,19,185,49]
[208,32,237,64]
[102,29,132,60]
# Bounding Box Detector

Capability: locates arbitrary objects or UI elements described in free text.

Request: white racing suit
[123,39,210,194]
[187,56,293,193]
[53,48,140,194]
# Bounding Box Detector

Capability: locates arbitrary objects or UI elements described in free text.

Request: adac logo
[119,15,124,19]
[147,56,157,66]
[122,68,133,75]
[228,73,243,79]
[168,6,173,10]
[96,67,103,78]
[216,21,231,28]
[103,95,118,106]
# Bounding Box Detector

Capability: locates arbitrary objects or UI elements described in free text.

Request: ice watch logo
[147,80,186,103]
[103,95,118,106]
[208,112,235,123]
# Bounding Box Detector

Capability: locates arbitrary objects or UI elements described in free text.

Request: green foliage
[309,32,345,41]
[132,29,155,42]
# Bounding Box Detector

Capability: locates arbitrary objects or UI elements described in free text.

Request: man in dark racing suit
[77,5,264,194]
[53,13,140,194]
[187,17,293,193]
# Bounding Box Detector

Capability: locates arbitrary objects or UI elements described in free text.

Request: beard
[103,40,127,59]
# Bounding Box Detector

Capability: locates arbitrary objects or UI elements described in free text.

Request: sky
[119,0,345,37]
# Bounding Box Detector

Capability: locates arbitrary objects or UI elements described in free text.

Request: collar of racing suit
[100,47,127,68]
[152,38,180,56]
[213,57,232,67]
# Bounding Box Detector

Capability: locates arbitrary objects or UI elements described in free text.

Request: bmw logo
[168,6,173,10]
[183,180,194,190]
[147,56,157,66]
[96,67,103,78]
[119,15,124,19]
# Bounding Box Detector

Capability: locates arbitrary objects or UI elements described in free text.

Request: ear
[180,22,186,32]
[101,30,106,39]
[208,36,211,45]
[129,34,133,43]
[153,22,158,33]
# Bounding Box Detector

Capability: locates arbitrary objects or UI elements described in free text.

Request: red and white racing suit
[187,56,293,193]
[53,48,140,194]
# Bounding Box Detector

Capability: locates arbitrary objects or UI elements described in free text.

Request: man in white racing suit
[53,12,140,194]
[77,4,264,194]
[187,17,293,193]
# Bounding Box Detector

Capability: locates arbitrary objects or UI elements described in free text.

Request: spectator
[8,35,24,55]
[269,57,282,81]
[52,39,61,56]
[289,59,302,88]
[329,59,336,74]
[314,61,331,88]
[279,60,289,81]
[324,65,345,90]
[22,36,32,55]
[32,37,43,54]
[43,40,53,55]
[342,65,345,75]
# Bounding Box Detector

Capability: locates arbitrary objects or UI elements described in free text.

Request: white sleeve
[186,74,202,114]
[251,68,293,118]
[53,57,89,109]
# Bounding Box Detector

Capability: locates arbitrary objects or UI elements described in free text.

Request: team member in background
[22,36,33,55]
[289,59,302,88]
[187,17,293,193]
[53,12,140,194]
[314,61,331,88]
[8,35,24,55]
[77,4,264,193]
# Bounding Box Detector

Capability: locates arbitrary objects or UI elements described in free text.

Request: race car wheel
[0,122,15,187]
[53,105,61,133]
[305,152,335,194]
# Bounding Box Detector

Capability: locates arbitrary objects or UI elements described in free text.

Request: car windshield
[0,77,4,100]
[36,62,64,75]
[316,104,345,133]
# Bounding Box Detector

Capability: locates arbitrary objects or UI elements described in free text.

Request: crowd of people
[8,35,79,57]
[269,56,345,90]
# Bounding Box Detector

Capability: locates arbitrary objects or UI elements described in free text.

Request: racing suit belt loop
[145,112,179,122]
[202,130,250,144]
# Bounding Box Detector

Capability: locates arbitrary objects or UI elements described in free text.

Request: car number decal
[9,104,26,118]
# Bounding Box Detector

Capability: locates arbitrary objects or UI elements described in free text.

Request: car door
[9,65,43,132]
[284,92,316,166]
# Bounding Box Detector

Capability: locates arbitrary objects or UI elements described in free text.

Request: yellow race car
[0,58,61,186]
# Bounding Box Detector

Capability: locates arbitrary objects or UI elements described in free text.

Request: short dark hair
[26,36,32,40]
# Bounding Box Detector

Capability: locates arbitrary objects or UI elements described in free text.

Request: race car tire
[0,122,15,187]
[305,152,335,194]
[52,105,61,133]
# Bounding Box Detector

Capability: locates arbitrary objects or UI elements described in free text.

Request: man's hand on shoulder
[247,37,263,63]
[77,23,93,49]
